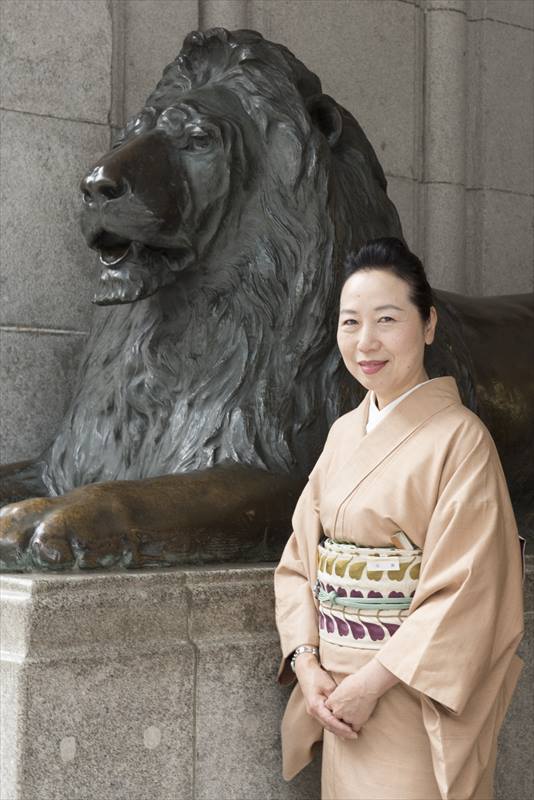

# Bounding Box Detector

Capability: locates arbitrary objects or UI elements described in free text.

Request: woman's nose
[357,325,380,351]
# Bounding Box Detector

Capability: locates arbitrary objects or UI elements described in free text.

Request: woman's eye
[342,319,358,326]
[379,316,395,323]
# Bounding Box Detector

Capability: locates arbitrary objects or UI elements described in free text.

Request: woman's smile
[358,360,388,374]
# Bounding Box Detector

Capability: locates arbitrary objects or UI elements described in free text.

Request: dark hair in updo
[343,237,434,323]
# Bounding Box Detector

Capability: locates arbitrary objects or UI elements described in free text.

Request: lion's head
[81,27,400,306]
[45,28,402,493]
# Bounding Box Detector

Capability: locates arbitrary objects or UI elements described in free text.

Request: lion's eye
[111,131,126,150]
[114,108,157,149]
[185,132,212,151]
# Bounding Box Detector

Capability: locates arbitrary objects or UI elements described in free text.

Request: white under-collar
[366,379,434,434]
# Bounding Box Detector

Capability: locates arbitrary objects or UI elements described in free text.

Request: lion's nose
[81,166,127,204]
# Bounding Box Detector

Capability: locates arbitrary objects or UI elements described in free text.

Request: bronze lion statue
[0,28,532,571]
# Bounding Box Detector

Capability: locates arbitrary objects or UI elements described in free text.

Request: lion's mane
[45,28,406,494]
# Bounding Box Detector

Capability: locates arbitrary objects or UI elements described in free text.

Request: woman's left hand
[324,672,379,732]
[325,658,399,732]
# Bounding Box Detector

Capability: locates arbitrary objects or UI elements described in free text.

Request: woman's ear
[306,94,343,147]
[424,306,438,345]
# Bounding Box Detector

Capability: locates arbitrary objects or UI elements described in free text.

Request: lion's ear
[306,94,343,148]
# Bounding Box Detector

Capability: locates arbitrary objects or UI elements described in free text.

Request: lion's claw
[0,489,130,572]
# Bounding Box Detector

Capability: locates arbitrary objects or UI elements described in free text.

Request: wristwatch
[290,645,320,673]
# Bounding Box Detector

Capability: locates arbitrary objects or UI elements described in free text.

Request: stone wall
[1,559,532,800]
[0,0,533,463]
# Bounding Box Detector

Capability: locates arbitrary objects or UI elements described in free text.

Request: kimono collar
[367,378,436,433]
[328,376,462,537]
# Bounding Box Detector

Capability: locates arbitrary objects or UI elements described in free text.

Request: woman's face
[337,268,437,407]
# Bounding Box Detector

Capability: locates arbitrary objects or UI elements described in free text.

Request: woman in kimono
[274,238,524,800]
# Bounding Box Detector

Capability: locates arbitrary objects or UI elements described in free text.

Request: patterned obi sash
[315,536,422,650]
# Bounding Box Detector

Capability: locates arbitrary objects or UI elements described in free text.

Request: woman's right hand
[294,654,359,739]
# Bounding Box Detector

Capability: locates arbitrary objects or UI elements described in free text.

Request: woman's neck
[374,371,430,411]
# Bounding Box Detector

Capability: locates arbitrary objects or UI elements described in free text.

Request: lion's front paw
[0,489,130,572]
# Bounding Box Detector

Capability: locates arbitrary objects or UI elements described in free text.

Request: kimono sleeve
[374,423,524,715]
[274,481,321,685]
[274,421,341,686]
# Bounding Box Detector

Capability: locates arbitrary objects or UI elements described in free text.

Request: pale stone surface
[466,190,534,295]
[195,636,320,799]
[200,0,248,30]
[423,182,467,292]
[249,0,421,180]
[1,561,531,800]
[469,0,534,28]
[426,0,467,11]
[464,187,484,294]
[0,660,21,799]
[465,12,484,191]
[474,20,534,194]
[0,0,111,123]
[0,110,108,330]
[123,0,200,121]
[0,571,195,800]
[0,330,87,463]
[424,6,467,183]
[386,175,418,252]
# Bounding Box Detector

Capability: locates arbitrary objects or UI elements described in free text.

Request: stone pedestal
[1,559,532,800]
[0,566,319,800]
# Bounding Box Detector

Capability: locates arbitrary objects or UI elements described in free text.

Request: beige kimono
[274,376,524,800]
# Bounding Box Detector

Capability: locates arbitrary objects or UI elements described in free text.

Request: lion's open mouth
[94,231,132,267]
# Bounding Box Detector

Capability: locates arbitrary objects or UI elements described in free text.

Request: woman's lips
[358,360,388,375]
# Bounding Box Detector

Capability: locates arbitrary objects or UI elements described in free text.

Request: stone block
[426,1,466,11]
[249,0,421,180]
[185,564,277,640]
[123,0,200,121]
[386,175,419,252]
[470,20,533,194]
[0,0,111,123]
[466,189,533,295]
[469,0,534,28]
[200,0,249,30]
[0,658,21,799]
[0,330,87,463]
[464,187,484,294]
[422,182,467,292]
[194,635,321,800]
[0,571,195,800]
[424,7,467,183]
[186,565,320,799]
[0,110,109,330]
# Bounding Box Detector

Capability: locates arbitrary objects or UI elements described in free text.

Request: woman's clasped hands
[294,653,382,738]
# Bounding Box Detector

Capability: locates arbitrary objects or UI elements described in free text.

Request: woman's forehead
[340,269,411,307]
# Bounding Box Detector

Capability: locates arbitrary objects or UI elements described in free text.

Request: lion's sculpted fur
[45,28,407,493]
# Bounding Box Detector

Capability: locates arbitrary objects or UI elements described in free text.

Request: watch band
[290,645,320,673]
